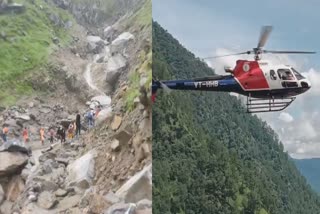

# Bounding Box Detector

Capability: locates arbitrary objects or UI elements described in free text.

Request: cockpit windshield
[291,68,305,80]
[277,69,295,80]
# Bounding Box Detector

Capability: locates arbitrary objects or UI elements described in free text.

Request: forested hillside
[152,21,320,214]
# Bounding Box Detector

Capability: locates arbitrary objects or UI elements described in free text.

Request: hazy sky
[153,0,320,159]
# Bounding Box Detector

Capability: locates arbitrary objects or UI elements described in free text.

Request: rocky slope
[0,0,151,213]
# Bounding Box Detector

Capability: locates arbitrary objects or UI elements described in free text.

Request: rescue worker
[57,125,66,143]
[49,127,55,144]
[40,127,45,145]
[87,109,95,129]
[2,125,8,143]
[67,123,74,140]
[75,112,81,136]
[95,105,101,117]
[22,127,29,143]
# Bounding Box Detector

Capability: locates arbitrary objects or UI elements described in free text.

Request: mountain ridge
[294,158,320,194]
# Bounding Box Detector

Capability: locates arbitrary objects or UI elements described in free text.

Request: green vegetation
[0,0,73,105]
[125,71,140,112]
[120,0,151,30]
[153,21,320,214]
[129,0,151,27]
[124,0,151,112]
[125,48,152,112]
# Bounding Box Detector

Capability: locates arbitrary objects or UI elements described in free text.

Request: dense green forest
[152,21,320,214]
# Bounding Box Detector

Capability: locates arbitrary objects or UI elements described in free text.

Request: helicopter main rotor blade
[257,26,273,49]
[263,50,316,54]
[203,51,252,59]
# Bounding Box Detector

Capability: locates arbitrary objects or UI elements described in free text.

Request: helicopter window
[291,68,305,80]
[270,70,277,80]
[277,69,295,80]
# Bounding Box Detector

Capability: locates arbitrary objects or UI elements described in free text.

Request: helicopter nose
[301,79,311,89]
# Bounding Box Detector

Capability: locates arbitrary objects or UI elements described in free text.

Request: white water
[84,54,106,96]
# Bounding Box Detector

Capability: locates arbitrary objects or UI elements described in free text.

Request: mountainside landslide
[0,0,151,213]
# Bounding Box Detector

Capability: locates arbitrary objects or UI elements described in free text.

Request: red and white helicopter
[152,26,315,113]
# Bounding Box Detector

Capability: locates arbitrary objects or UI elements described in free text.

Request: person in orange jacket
[22,127,29,143]
[40,127,45,145]
[2,125,9,143]
[67,123,74,140]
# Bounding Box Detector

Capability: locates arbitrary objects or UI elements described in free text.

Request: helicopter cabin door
[277,69,298,88]
[265,69,282,89]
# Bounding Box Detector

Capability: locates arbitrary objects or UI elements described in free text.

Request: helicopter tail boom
[151,75,242,102]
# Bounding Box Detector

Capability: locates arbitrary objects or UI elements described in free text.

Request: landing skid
[246,94,296,113]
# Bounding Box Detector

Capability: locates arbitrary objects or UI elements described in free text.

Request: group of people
[1,107,101,145]
[43,112,82,144]
[1,112,83,145]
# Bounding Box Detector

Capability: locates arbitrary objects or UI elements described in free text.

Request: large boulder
[66,150,97,189]
[0,200,13,214]
[104,192,122,204]
[1,140,30,155]
[110,32,134,55]
[103,26,114,40]
[111,116,122,131]
[20,203,53,214]
[6,175,25,202]
[80,189,109,214]
[105,54,127,94]
[55,189,67,197]
[15,113,31,121]
[87,36,103,44]
[91,96,111,107]
[33,176,59,192]
[95,107,113,126]
[104,202,136,214]
[136,199,152,211]
[0,152,28,176]
[113,129,133,147]
[37,191,58,210]
[116,164,152,203]
[106,54,127,73]
[56,195,81,212]
[87,36,106,54]
[3,119,19,129]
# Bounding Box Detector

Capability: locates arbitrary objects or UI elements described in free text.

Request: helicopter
[152,26,315,113]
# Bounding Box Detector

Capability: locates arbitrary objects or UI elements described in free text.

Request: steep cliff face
[152,21,320,214]
[52,0,145,29]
